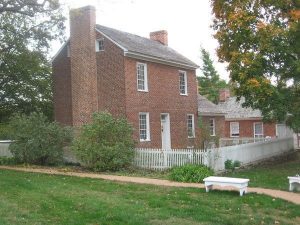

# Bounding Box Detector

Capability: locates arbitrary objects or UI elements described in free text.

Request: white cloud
[54,0,229,81]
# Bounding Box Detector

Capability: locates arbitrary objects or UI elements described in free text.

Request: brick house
[52,6,199,149]
[197,94,225,147]
[218,89,287,139]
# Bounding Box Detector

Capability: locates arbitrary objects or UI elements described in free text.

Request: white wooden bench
[288,176,300,191]
[203,176,250,196]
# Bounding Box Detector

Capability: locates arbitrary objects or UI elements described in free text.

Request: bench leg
[289,183,292,192]
[240,187,247,196]
[205,185,212,192]
[239,189,244,196]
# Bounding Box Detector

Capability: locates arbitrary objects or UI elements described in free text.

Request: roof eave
[50,39,70,63]
[95,27,128,52]
[198,112,226,116]
[225,117,263,121]
[125,51,199,70]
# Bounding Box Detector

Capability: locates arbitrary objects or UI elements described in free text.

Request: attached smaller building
[197,95,226,148]
[217,89,292,144]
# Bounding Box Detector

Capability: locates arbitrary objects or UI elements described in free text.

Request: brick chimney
[69,6,98,126]
[150,30,168,45]
[219,89,230,102]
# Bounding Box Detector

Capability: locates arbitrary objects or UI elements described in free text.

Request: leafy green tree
[9,112,72,165]
[72,112,135,171]
[211,0,300,131]
[0,0,66,122]
[197,48,228,103]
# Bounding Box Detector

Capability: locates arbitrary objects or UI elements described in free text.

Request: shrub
[224,159,234,170]
[0,156,16,165]
[169,164,214,183]
[72,112,135,171]
[9,113,72,165]
[233,160,241,168]
[0,123,11,140]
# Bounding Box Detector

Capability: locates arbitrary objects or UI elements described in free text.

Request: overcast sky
[53,0,229,81]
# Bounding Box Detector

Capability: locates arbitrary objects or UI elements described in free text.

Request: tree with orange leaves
[211,0,300,131]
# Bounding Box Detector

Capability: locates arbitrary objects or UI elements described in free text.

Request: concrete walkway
[1,166,299,205]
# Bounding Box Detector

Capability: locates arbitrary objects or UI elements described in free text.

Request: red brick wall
[124,57,199,148]
[52,44,73,125]
[69,6,98,126]
[201,116,225,138]
[224,120,276,138]
[199,116,225,147]
[95,33,126,117]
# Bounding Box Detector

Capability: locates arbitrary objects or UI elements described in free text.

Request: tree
[211,0,300,131]
[0,0,66,122]
[197,47,228,104]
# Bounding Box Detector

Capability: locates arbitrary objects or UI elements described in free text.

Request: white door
[161,113,171,150]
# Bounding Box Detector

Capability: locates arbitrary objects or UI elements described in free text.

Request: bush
[8,113,72,165]
[233,160,241,168]
[0,156,16,165]
[169,164,214,183]
[224,159,234,170]
[0,123,12,140]
[72,112,135,171]
[225,159,241,171]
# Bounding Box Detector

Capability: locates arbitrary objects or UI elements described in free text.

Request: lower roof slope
[218,97,262,119]
[198,95,225,116]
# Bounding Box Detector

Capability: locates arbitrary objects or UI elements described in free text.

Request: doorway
[161,113,171,150]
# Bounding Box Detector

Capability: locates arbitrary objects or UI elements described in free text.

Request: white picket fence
[134,137,295,171]
[134,148,207,170]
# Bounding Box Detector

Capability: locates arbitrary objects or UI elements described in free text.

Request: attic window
[96,38,104,52]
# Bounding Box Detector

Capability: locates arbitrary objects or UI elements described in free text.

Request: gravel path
[1,166,299,205]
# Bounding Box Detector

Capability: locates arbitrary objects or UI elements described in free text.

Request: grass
[224,152,300,190]
[1,169,300,225]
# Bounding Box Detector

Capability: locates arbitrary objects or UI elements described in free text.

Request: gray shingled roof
[198,95,225,116]
[96,25,198,68]
[218,97,262,119]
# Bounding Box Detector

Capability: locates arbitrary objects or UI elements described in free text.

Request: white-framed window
[230,122,239,137]
[95,38,104,52]
[137,63,148,92]
[187,114,195,138]
[254,122,263,138]
[209,118,215,136]
[179,70,187,95]
[67,45,70,57]
[139,112,150,141]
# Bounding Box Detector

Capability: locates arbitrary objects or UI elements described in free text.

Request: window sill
[138,89,149,93]
[180,93,188,96]
[140,139,151,142]
[188,136,195,139]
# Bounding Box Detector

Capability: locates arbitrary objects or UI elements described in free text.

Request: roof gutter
[125,51,199,70]
[198,112,226,116]
[225,117,263,121]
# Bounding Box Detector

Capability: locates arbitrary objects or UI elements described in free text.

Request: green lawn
[1,169,300,225]
[225,152,300,190]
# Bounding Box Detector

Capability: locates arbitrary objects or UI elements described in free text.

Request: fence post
[163,150,167,168]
